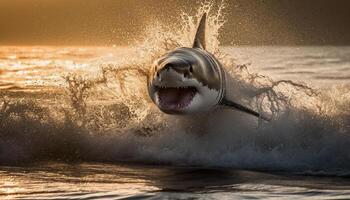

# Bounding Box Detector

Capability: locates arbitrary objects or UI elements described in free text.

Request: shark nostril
[189,66,193,73]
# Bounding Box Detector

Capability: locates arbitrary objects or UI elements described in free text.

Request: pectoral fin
[220,98,270,121]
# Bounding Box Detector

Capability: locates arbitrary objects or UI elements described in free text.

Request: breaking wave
[1,1,350,175]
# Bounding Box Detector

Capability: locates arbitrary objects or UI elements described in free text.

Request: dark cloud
[0,0,349,45]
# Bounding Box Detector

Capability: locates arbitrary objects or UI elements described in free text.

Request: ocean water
[0,46,350,200]
[228,46,350,88]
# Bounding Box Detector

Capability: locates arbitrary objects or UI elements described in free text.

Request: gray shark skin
[148,13,269,121]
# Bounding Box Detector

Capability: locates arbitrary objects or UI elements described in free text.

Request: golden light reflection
[0,164,160,199]
[1,177,26,199]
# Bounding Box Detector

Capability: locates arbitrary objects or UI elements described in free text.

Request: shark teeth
[155,85,194,89]
[155,86,197,111]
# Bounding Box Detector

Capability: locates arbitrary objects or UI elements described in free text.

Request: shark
[147,13,269,121]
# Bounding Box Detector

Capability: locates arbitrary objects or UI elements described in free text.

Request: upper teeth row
[156,86,191,89]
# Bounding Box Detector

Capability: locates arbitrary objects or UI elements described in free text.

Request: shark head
[147,47,225,114]
[148,13,225,114]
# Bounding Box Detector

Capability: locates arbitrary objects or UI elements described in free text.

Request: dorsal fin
[192,13,207,49]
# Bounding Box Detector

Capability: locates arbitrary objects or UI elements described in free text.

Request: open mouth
[155,86,197,111]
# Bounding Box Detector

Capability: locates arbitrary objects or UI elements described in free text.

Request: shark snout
[155,68,184,83]
[157,59,191,77]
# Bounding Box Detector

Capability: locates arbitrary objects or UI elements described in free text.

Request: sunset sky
[0,0,349,46]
